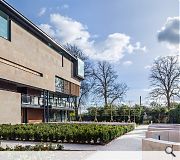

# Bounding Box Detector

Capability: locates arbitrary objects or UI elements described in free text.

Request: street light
[110,104,113,122]
[127,100,132,123]
[133,109,135,123]
[127,109,131,123]
[123,109,126,122]
[79,104,82,122]
[94,103,98,122]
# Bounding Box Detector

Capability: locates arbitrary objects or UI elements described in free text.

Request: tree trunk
[104,94,108,107]
[167,94,171,110]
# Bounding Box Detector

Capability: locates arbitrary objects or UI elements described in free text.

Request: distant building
[0,0,84,124]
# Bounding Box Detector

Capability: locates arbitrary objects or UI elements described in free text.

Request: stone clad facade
[0,0,83,124]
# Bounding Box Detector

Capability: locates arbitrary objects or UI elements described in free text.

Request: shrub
[0,123,134,145]
[169,105,180,123]
[99,130,110,144]
[0,143,63,151]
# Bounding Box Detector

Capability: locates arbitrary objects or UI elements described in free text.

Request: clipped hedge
[0,123,134,145]
[0,143,63,151]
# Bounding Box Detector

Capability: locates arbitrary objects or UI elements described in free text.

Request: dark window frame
[62,55,64,67]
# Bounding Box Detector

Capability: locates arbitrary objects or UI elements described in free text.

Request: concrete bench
[142,138,180,151]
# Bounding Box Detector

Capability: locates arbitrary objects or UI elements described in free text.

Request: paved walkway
[64,125,148,151]
[61,125,148,151]
[0,125,149,160]
[84,125,149,160]
[1,125,180,160]
[99,125,148,151]
[0,125,148,151]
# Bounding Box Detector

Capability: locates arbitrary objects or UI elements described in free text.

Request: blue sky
[6,0,179,105]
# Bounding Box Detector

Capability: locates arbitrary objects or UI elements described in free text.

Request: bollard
[158,135,160,140]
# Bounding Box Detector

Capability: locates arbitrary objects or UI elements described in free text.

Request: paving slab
[0,125,148,151]
[99,125,148,151]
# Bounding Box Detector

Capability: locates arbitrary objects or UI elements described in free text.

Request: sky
[6,0,179,105]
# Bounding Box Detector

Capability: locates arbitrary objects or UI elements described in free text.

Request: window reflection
[0,10,10,40]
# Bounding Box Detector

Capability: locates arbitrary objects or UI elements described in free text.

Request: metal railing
[49,98,75,109]
[21,94,75,109]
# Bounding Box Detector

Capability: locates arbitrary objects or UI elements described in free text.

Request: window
[55,76,64,93]
[0,10,10,40]
[21,95,31,105]
[77,58,85,78]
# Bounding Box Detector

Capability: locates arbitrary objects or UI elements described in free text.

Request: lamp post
[123,109,125,122]
[79,105,82,121]
[110,104,113,122]
[127,101,131,123]
[128,109,131,123]
[94,103,98,122]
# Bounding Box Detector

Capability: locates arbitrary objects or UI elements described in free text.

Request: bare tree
[149,56,180,109]
[92,61,128,107]
[65,44,94,119]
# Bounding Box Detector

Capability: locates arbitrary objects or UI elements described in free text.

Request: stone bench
[146,130,180,142]
[142,138,180,151]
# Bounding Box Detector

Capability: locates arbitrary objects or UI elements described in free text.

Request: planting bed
[0,143,63,151]
[0,123,134,145]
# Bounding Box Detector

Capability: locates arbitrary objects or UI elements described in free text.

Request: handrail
[21,94,74,109]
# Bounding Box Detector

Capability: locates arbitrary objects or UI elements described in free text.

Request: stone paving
[98,125,148,151]
[84,125,149,160]
[64,125,148,151]
[1,125,180,160]
[0,125,148,151]
[0,125,149,160]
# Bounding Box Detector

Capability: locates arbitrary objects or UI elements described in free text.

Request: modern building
[0,0,84,124]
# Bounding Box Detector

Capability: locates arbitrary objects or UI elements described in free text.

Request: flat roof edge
[0,0,77,61]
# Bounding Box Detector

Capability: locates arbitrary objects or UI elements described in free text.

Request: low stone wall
[142,124,180,151]
[146,130,180,142]
[51,121,136,126]
[148,124,180,131]
[142,138,180,151]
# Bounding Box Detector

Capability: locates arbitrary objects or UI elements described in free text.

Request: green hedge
[0,143,63,151]
[0,123,134,145]
[169,105,180,123]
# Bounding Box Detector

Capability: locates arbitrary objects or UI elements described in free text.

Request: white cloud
[142,88,151,92]
[127,42,147,53]
[38,24,55,37]
[38,7,47,17]
[123,61,133,66]
[61,4,69,9]
[39,13,146,62]
[157,17,180,54]
[144,65,152,69]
